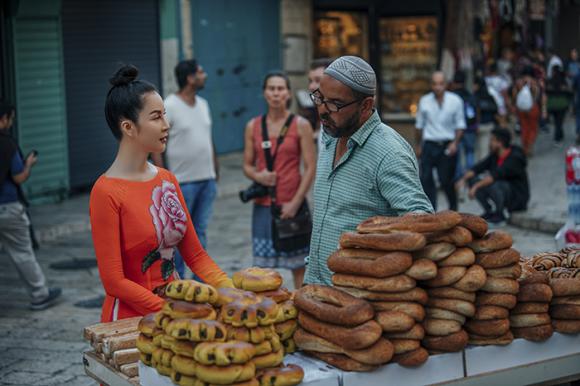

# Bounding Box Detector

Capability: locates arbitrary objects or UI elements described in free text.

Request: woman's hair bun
[109,64,139,87]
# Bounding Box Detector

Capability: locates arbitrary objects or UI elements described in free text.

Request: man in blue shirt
[0,101,61,310]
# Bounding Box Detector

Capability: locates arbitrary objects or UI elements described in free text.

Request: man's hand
[455,178,466,192]
[25,152,38,168]
[446,141,458,157]
[255,170,276,187]
[414,145,422,159]
[280,200,301,219]
[468,186,478,200]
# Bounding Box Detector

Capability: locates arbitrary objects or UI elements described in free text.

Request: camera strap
[261,113,294,204]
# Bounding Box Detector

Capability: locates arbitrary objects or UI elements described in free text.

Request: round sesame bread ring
[475,248,521,269]
[339,231,426,251]
[413,242,456,262]
[298,311,382,350]
[468,231,513,253]
[327,249,413,278]
[458,213,488,238]
[356,211,462,234]
[336,286,428,305]
[332,273,416,293]
[294,285,374,326]
[233,267,283,292]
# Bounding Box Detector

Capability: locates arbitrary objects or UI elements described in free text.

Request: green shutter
[13,14,69,202]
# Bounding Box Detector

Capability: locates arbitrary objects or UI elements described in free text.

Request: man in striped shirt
[304,56,433,286]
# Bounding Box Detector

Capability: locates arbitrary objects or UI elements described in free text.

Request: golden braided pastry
[165,319,227,342]
[282,338,296,354]
[166,280,219,304]
[273,300,298,323]
[256,364,304,386]
[195,362,257,384]
[171,354,197,376]
[226,325,276,344]
[233,267,283,292]
[251,348,284,369]
[138,313,157,336]
[216,287,258,307]
[274,319,297,341]
[254,335,282,356]
[136,333,156,355]
[193,341,256,366]
[161,300,216,320]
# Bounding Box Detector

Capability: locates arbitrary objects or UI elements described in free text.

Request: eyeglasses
[309,89,362,112]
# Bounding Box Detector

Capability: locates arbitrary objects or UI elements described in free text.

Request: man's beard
[320,111,360,138]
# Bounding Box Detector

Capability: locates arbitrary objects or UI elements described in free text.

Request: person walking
[304,56,432,286]
[512,66,542,156]
[546,65,573,145]
[91,65,231,322]
[151,59,219,279]
[242,71,316,289]
[450,71,478,178]
[416,71,466,211]
[0,101,62,310]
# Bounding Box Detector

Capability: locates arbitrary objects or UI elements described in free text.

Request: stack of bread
[549,278,580,334]
[528,248,580,335]
[232,268,298,355]
[413,213,487,353]
[509,261,554,341]
[328,218,433,367]
[465,230,519,346]
[134,278,304,386]
[294,284,395,371]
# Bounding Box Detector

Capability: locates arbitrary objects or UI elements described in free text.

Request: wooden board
[83,351,138,386]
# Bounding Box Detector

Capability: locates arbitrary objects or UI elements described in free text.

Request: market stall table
[83,351,138,386]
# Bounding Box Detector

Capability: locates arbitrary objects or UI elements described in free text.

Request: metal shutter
[62,0,161,189]
[13,16,69,201]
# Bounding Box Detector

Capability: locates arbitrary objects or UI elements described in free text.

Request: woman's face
[263,76,290,110]
[131,91,169,153]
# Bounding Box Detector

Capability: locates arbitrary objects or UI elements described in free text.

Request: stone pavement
[0,116,574,385]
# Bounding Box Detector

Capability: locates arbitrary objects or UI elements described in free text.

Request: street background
[0,116,573,386]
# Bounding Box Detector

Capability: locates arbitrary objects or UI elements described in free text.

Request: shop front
[312,0,443,144]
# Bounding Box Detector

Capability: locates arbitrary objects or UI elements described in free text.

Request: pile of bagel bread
[136,272,304,386]
[529,248,580,335]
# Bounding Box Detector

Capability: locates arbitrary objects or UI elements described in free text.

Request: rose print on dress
[142,180,187,279]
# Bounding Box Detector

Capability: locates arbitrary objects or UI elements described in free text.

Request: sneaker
[487,214,507,227]
[30,287,62,310]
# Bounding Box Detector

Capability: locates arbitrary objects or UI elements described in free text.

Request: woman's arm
[172,174,232,288]
[90,185,165,315]
[280,117,316,219]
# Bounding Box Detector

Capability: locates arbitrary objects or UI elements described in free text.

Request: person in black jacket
[455,127,530,225]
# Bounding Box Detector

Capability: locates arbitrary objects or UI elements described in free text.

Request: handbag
[260,114,312,253]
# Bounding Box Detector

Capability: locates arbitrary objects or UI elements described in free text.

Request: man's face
[316,74,363,138]
[190,65,207,90]
[431,73,446,97]
[489,135,501,154]
[308,66,325,93]
[0,111,14,130]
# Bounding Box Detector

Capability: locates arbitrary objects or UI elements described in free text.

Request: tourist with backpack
[512,66,541,156]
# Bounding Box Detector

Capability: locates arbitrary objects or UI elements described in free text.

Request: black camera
[239,182,270,203]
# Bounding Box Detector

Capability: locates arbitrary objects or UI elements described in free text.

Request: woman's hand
[255,170,277,187]
[280,200,302,219]
[468,186,478,200]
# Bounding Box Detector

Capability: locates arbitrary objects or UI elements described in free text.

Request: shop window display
[380,16,438,116]
[313,11,369,61]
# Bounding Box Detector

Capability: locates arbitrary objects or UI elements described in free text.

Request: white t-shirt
[164,94,216,183]
[416,91,466,142]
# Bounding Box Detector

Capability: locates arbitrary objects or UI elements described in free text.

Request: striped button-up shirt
[304,111,433,286]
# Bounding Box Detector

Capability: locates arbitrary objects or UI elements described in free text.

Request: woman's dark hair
[550,65,566,90]
[262,70,291,90]
[105,65,157,140]
[0,100,15,120]
[491,127,511,148]
[175,59,199,90]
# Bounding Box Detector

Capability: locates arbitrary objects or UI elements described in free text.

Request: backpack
[454,89,478,130]
[476,88,498,114]
[516,83,534,112]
